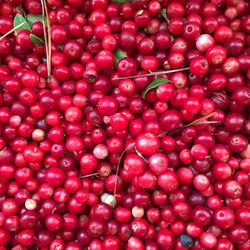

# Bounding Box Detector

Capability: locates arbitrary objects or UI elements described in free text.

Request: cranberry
[190,56,209,76]
[159,110,181,131]
[0,1,249,249]
[157,170,179,193]
[229,225,249,244]
[135,133,160,156]
[199,232,217,249]
[156,229,175,250]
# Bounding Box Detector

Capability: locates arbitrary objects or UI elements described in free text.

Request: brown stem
[40,0,51,78]
[158,112,217,137]
[113,67,190,80]
[44,1,51,78]
[113,143,135,197]
[79,173,99,179]
[0,22,25,41]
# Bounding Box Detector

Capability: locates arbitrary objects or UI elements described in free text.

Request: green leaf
[13,14,32,33]
[161,9,169,22]
[112,0,130,3]
[142,78,170,98]
[30,34,44,45]
[114,49,127,65]
[27,14,46,26]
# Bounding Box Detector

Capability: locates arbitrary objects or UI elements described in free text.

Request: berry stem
[40,0,51,78]
[0,22,25,41]
[159,112,217,137]
[113,67,190,80]
[135,148,148,163]
[113,143,135,197]
[79,173,99,179]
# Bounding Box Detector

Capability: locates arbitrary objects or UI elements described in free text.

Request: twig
[79,173,99,179]
[40,0,51,78]
[113,67,190,80]
[186,112,217,126]
[43,1,51,77]
[135,148,148,163]
[113,143,135,197]
[0,22,25,41]
[158,112,217,137]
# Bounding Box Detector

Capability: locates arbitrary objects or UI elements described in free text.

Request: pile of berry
[0,0,250,249]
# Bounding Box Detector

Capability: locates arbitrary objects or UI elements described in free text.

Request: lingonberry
[156,229,175,250]
[196,34,215,52]
[215,25,233,43]
[223,180,243,199]
[183,21,201,41]
[141,56,159,71]
[227,133,248,152]
[0,0,250,248]
[233,86,250,106]
[15,30,34,50]
[222,57,241,74]
[110,112,128,132]
[157,170,179,193]
[124,153,146,176]
[190,56,209,76]
[135,133,160,156]
[193,174,210,192]
[172,200,192,221]
[168,52,185,69]
[199,232,217,249]
[148,152,168,175]
[97,96,118,116]
[155,31,171,50]
[229,224,249,244]
[212,162,232,180]
[160,110,182,132]
[206,45,227,65]
[156,83,175,102]
[211,144,231,162]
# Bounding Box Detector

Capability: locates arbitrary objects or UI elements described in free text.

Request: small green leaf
[112,0,130,3]
[30,34,44,45]
[142,78,170,98]
[27,14,46,26]
[161,9,169,22]
[13,14,32,33]
[114,49,127,65]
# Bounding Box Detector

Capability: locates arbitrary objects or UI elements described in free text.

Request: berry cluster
[0,0,250,249]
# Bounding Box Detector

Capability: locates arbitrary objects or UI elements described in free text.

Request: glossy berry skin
[96,50,115,69]
[148,153,169,175]
[124,154,146,176]
[16,30,34,49]
[0,0,250,249]
[206,45,227,65]
[157,170,179,193]
[117,58,137,77]
[98,96,118,116]
[213,207,235,229]
[156,229,175,250]
[159,110,181,131]
[135,133,160,156]
[190,56,209,76]
[199,232,217,249]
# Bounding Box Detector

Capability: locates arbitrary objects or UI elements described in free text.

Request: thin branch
[135,148,148,163]
[186,112,217,126]
[79,173,99,179]
[113,143,135,197]
[43,1,51,78]
[158,112,217,137]
[40,0,51,78]
[0,22,25,41]
[113,67,190,80]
